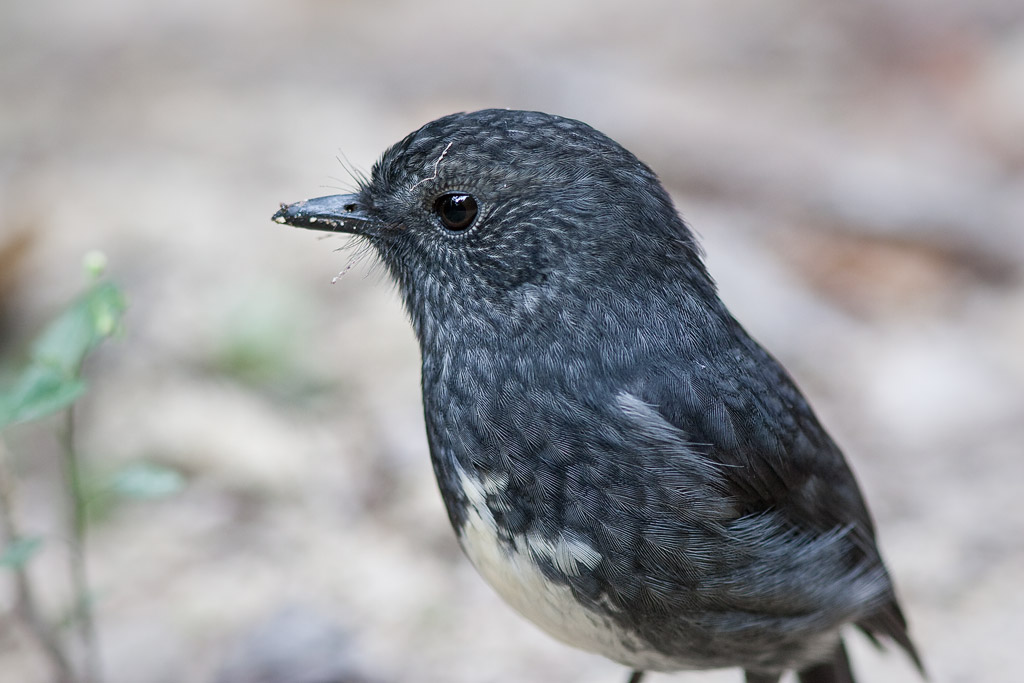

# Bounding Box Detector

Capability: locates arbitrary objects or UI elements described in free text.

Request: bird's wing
[638,320,876,539]
[630,318,923,671]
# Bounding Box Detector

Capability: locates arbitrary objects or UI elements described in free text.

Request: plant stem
[0,437,75,683]
[60,409,101,683]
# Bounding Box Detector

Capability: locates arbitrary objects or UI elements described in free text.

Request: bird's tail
[747,610,925,683]
[857,598,926,676]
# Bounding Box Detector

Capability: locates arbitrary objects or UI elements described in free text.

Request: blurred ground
[1,1,1022,682]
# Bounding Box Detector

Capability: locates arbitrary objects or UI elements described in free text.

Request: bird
[273,109,923,683]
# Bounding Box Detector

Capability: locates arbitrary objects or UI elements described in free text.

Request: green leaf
[0,364,87,428]
[0,536,43,569]
[111,462,186,499]
[0,279,125,429]
[31,281,126,375]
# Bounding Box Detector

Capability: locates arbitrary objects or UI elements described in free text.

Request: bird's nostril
[344,203,357,212]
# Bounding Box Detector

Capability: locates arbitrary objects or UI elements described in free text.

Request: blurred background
[1,1,1022,682]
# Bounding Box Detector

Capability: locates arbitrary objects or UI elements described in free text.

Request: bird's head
[274,109,712,342]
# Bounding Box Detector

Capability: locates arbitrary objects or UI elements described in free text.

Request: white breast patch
[452,463,679,671]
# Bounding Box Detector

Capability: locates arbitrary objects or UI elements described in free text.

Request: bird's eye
[433,193,478,231]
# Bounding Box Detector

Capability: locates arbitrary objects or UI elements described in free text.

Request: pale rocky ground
[1,2,1022,682]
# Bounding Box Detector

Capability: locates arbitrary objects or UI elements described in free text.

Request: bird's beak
[272,193,372,234]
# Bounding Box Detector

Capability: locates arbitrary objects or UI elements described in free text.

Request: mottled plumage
[274,109,922,682]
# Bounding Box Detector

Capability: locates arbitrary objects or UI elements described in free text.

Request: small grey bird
[274,109,923,683]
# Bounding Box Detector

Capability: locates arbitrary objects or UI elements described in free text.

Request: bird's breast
[450,460,682,672]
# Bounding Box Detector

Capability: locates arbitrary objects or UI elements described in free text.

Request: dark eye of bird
[433,193,478,231]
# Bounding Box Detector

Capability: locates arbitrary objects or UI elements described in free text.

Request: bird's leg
[797,641,854,683]
[745,672,781,683]
[626,671,645,683]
